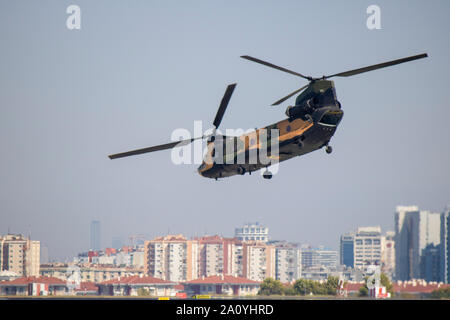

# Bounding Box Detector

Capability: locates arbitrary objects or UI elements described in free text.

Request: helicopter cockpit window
[319,111,342,126]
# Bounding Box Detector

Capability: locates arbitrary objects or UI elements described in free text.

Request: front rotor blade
[271,84,309,106]
[213,83,236,129]
[241,55,311,80]
[108,137,201,159]
[326,53,428,78]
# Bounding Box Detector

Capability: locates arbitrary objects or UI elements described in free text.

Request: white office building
[354,226,382,271]
[301,246,338,271]
[235,222,269,243]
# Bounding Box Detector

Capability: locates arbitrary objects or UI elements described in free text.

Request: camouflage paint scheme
[198,80,343,179]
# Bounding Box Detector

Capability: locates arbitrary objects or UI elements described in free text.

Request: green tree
[358,273,394,298]
[325,276,339,295]
[296,279,326,295]
[258,278,284,296]
[293,278,339,296]
[282,284,296,296]
[313,281,327,295]
[380,273,394,297]
[294,279,314,295]
[358,285,368,297]
[430,287,450,299]
[137,288,150,296]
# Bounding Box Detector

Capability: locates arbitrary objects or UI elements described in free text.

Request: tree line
[258,276,340,296]
[430,287,450,299]
[259,273,395,297]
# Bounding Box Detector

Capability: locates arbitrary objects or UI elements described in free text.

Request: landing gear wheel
[237,166,246,175]
[263,170,273,180]
[325,145,333,154]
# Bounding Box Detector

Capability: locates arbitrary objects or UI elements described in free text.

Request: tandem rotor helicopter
[109,53,428,179]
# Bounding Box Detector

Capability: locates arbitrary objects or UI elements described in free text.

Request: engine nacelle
[285,98,316,118]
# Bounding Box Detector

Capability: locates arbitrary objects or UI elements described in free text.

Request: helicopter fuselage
[198,80,344,179]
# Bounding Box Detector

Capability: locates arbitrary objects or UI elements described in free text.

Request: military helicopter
[109,53,428,179]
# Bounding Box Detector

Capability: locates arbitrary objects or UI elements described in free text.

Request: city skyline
[3,204,449,261]
[2,203,449,298]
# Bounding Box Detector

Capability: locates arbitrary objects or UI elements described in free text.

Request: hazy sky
[1,1,449,260]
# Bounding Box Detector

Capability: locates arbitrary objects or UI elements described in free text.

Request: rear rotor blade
[271,84,309,106]
[241,55,312,81]
[213,83,236,129]
[325,53,428,78]
[108,136,203,159]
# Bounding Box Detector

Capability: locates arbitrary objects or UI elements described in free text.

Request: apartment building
[242,241,275,281]
[274,243,302,283]
[144,234,307,283]
[40,263,144,283]
[196,235,243,278]
[0,234,40,277]
[144,234,198,282]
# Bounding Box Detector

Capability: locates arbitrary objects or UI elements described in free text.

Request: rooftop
[0,276,66,286]
[356,226,381,234]
[75,282,99,292]
[149,234,187,242]
[99,275,175,285]
[184,275,260,285]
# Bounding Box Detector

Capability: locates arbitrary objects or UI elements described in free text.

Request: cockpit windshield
[318,110,343,126]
